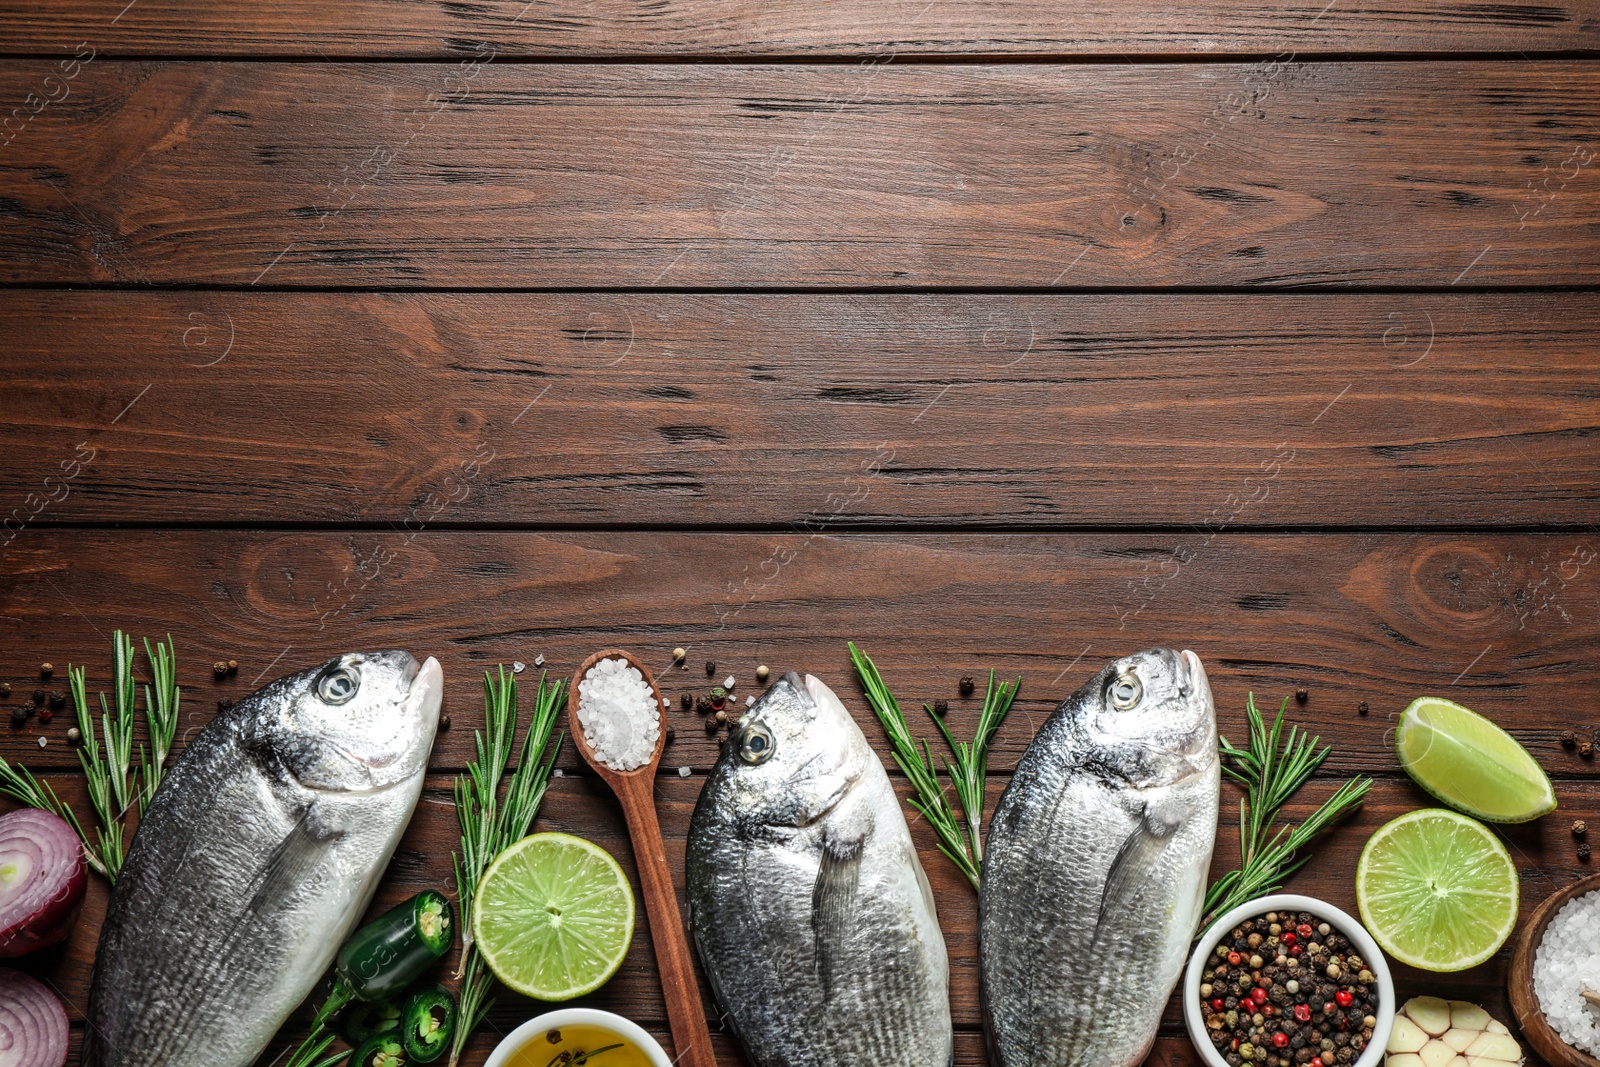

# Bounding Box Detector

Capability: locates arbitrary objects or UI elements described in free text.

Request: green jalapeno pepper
[399,984,456,1063]
[351,1032,408,1067]
[335,890,454,1002]
[340,996,403,1046]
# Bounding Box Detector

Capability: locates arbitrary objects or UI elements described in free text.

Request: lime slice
[1355,808,1518,972]
[1396,696,1556,823]
[473,832,635,1000]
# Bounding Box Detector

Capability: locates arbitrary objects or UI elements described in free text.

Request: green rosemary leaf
[848,643,1017,893]
[1202,693,1370,931]
[448,667,566,1067]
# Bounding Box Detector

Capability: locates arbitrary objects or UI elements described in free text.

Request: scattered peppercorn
[66,727,81,744]
[932,700,949,716]
[704,716,719,734]
[213,661,229,678]
[47,690,64,709]
[1356,702,1368,716]
[0,683,8,697]
[31,689,44,706]
[1583,741,1595,760]
[439,714,451,732]
[1580,843,1592,862]
[1563,730,1580,749]
[227,659,238,673]
[706,660,716,676]
[709,687,727,710]
[39,664,52,679]
[1295,688,1308,703]
[695,695,711,714]
[680,693,692,712]
[665,726,676,745]
[756,665,770,683]
[1574,820,1588,838]
[37,708,52,724]
[715,709,727,724]
[672,647,686,663]
[9,707,27,727]
[959,675,975,697]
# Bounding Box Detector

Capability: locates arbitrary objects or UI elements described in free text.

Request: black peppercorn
[665,726,675,744]
[959,675,975,697]
[1357,702,1368,716]
[706,660,716,676]
[439,714,451,731]
[10,707,27,727]
[695,695,711,714]
[1580,843,1592,862]
[47,690,64,709]
[932,700,949,716]
[704,716,719,734]
[0,683,9,697]
[680,693,692,712]
[1295,688,1308,703]
[31,689,44,706]
[1562,730,1579,749]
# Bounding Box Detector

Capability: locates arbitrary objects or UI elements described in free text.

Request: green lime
[1355,808,1518,972]
[472,832,635,1000]
[1396,696,1555,823]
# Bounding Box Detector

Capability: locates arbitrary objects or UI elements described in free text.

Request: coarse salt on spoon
[568,648,716,1067]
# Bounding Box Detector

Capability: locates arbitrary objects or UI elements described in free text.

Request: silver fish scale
[87,652,436,1067]
[688,673,953,1067]
[981,649,1219,1067]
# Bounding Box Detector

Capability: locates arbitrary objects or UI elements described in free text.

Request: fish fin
[811,830,865,999]
[248,802,342,914]
[1097,803,1177,929]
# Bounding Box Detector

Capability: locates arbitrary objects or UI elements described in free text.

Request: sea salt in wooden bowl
[1508,872,1600,1067]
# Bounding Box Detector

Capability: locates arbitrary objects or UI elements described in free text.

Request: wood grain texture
[3,531,1598,778]
[3,0,1600,58]
[2,62,1597,288]
[2,291,1598,528]
[10,772,1592,1063]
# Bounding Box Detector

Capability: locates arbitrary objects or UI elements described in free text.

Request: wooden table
[2,2,1598,1063]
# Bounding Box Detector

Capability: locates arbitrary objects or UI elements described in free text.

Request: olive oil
[505,1024,655,1067]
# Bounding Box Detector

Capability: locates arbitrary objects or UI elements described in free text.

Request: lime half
[1396,696,1556,823]
[473,832,635,1000]
[1355,808,1518,972]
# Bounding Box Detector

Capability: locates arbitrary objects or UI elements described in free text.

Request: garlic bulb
[1386,997,1523,1067]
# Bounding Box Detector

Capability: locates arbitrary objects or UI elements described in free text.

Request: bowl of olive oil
[486,1008,673,1067]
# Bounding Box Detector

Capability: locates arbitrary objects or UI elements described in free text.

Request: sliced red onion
[0,810,86,958]
[0,968,67,1067]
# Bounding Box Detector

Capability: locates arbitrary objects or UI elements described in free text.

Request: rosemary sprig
[848,643,1018,892]
[450,666,566,1067]
[0,631,181,883]
[1201,693,1371,930]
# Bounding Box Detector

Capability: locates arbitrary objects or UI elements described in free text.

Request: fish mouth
[1180,649,1207,692]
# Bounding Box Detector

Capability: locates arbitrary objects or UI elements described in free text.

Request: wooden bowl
[1508,871,1600,1067]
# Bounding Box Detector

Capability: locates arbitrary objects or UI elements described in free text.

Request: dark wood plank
[2,62,1597,288]
[3,291,1598,528]
[3,0,1599,58]
[12,773,1589,1063]
[4,531,1598,778]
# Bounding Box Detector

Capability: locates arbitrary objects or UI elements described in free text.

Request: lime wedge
[473,832,635,1000]
[1396,696,1555,823]
[1355,808,1518,972]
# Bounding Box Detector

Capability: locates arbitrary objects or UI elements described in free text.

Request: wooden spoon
[568,648,716,1067]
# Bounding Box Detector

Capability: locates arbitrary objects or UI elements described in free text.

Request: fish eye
[739,722,775,765]
[317,665,361,705]
[1109,672,1142,710]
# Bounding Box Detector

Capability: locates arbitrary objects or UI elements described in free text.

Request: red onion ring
[0,968,68,1067]
[0,810,87,958]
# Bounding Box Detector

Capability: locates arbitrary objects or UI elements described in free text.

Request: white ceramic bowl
[1184,894,1396,1067]
[484,1008,675,1067]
